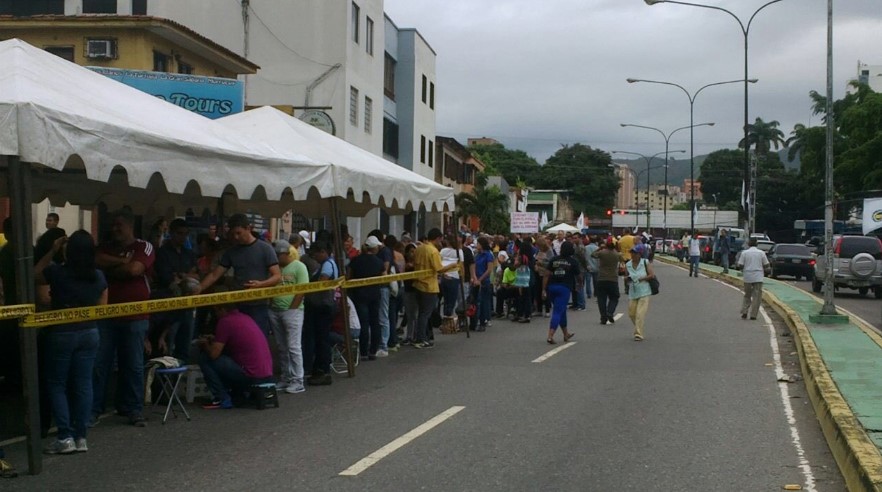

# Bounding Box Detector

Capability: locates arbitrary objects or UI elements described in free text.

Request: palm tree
[455,185,510,234]
[785,123,808,163]
[739,117,786,157]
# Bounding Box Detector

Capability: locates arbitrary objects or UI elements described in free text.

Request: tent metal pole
[7,156,41,474]
[329,198,355,377]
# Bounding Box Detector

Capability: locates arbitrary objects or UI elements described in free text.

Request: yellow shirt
[618,234,636,255]
[413,242,442,293]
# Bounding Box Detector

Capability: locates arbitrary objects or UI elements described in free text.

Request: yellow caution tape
[0,304,36,320]
[19,270,438,328]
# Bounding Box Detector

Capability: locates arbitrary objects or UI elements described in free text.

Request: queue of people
[0,210,667,471]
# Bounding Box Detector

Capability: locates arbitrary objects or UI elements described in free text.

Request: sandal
[564,333,575,342]
[546,338,556,345]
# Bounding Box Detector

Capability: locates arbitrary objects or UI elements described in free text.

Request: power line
[245,3,337,68]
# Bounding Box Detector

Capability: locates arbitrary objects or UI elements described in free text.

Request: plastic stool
[152,367,191,424]
[251,382,279,410]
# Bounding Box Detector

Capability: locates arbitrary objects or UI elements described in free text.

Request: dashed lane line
[531,342,577,363]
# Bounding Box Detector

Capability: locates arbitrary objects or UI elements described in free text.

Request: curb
[656,255,882,491]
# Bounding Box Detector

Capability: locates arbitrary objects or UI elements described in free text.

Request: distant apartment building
[436,136,487,232]
[611,162,637,210]
[857,61,882,92]
[683,179,702,202]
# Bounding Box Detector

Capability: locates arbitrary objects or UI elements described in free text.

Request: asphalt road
[3,262,846,491]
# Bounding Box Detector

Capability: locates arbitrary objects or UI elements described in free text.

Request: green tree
[739,117,786,156]
[468,143,540,186]
[698,149,743,207]
[532,143,618,216]
[455,184,510,234]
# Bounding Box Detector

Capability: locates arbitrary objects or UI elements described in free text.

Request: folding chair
[152,366,191,424]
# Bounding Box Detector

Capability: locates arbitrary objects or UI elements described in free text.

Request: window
[153,51,169,72]
[45,46,74,62]
[132,0,147,15]
[428,140,434,168]
[1,0,63,15]
[429,82,435,110]
[421,75,427,103]
[383,118,399,159]
[364,96,373,134]
[384,53,396,99]
[351,2,360,44]
[349,86,359,126]
[83,0,116,13]
[365,17,374,55]
[178,61,193,75]
[420,135,426,163]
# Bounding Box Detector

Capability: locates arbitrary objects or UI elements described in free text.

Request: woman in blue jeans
[35,230,108,454]
[541,241,580,344]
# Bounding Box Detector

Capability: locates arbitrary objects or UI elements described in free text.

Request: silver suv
[812,235,882,298]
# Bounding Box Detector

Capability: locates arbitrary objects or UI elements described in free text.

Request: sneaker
[401,338,413,346]
[412,341,426,349]
[422,340,435,349]
[75,438,88,453]
[44,438,76,455]
[387,344,400,353]
[275,381,289,390]
[285,384,306,394]
[128,413,147,427]
[0,458,18,478]
[201,399,233,410]
[87,414,100,428]
[607,317,615,324]
[375,349,389,358]
[543,312,551,318]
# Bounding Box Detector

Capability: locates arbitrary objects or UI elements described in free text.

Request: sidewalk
[658,255,882,491]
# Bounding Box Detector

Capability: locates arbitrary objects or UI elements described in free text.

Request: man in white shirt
[736,238,771,320]
[688,235,701,277]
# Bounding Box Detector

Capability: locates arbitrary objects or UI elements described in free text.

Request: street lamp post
[611,150,685,232]
[620,122,714,251]
[626,78,756,237]
[644,0,785,239]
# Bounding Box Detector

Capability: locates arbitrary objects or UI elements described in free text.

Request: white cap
[364,235,383,248]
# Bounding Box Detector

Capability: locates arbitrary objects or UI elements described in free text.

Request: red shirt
[98,239,155,320]
[214,310,273,379]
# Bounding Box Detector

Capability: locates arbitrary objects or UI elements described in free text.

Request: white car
[733,240,775,269]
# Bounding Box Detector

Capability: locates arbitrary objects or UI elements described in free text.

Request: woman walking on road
[626,244,655,341]
[541,241,580,344]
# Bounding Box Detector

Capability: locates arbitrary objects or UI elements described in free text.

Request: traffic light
[606,209,612,216]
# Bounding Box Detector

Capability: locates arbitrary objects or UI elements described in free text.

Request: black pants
[303,304,334,375]
[595,280,620,322]
[353,295,381,356]
[495,287,518,315]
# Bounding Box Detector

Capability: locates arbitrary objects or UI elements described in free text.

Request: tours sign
[88,67,244,119]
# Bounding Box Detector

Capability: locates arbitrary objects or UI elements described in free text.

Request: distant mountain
[614,148,800,187]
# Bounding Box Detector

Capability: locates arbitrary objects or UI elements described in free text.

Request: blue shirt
[626,259,652,299]
[474,251,494,285]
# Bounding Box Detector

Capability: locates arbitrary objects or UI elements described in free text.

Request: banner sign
[863,197,882,236]
[510,212,539,233]
[88,67,244,119]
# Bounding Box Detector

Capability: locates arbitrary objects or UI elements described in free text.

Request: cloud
[385,0,882,162]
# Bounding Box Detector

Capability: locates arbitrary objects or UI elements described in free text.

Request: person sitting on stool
[197,300,274,409]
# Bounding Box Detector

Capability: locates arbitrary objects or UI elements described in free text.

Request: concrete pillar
[117,0,133,15]
[64,0,82,15]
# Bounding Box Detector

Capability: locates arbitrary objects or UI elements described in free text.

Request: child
[494,253,517,318]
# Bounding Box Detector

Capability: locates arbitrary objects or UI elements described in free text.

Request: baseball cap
[273,239,292,255]
[497,251,509,261]
[364,235,383,248]
[630,244,646,254]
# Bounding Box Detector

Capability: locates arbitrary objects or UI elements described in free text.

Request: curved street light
[643,0,785,239]
[620,122,714,249]
[626,78,756,236]
[611,149,685,230]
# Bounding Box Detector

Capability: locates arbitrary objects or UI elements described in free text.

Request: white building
[858,61,882,92]
[44,0,440,241]
[611,162,637,209]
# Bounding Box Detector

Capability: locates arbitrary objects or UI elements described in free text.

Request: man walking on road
[591,239,622,325]
[737,237,771,320]
[717,229,731,274]
[688,234,701,277]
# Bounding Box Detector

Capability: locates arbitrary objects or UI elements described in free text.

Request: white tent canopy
[216,106,453,214]
[0,38,337,214]
[546,223,580,232]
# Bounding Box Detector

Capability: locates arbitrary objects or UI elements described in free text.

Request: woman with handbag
[626,244,656,341]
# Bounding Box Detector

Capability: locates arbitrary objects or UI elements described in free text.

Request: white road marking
[613,313,624,322]
[760,308,817,492]
[531,342,577,363]
[339,406,465,476]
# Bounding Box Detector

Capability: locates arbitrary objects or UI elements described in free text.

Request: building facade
[611,162,637,210]
[858,61,882,92]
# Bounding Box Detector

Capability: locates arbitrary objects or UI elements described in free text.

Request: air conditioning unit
[86,39,115,59]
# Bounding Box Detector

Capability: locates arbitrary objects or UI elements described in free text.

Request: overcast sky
[384,0,882,164]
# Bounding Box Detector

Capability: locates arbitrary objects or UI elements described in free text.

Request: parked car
[733,240,775,269]
[812,235,882,298]
[654,239,678,255]
[767,243,815,280]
